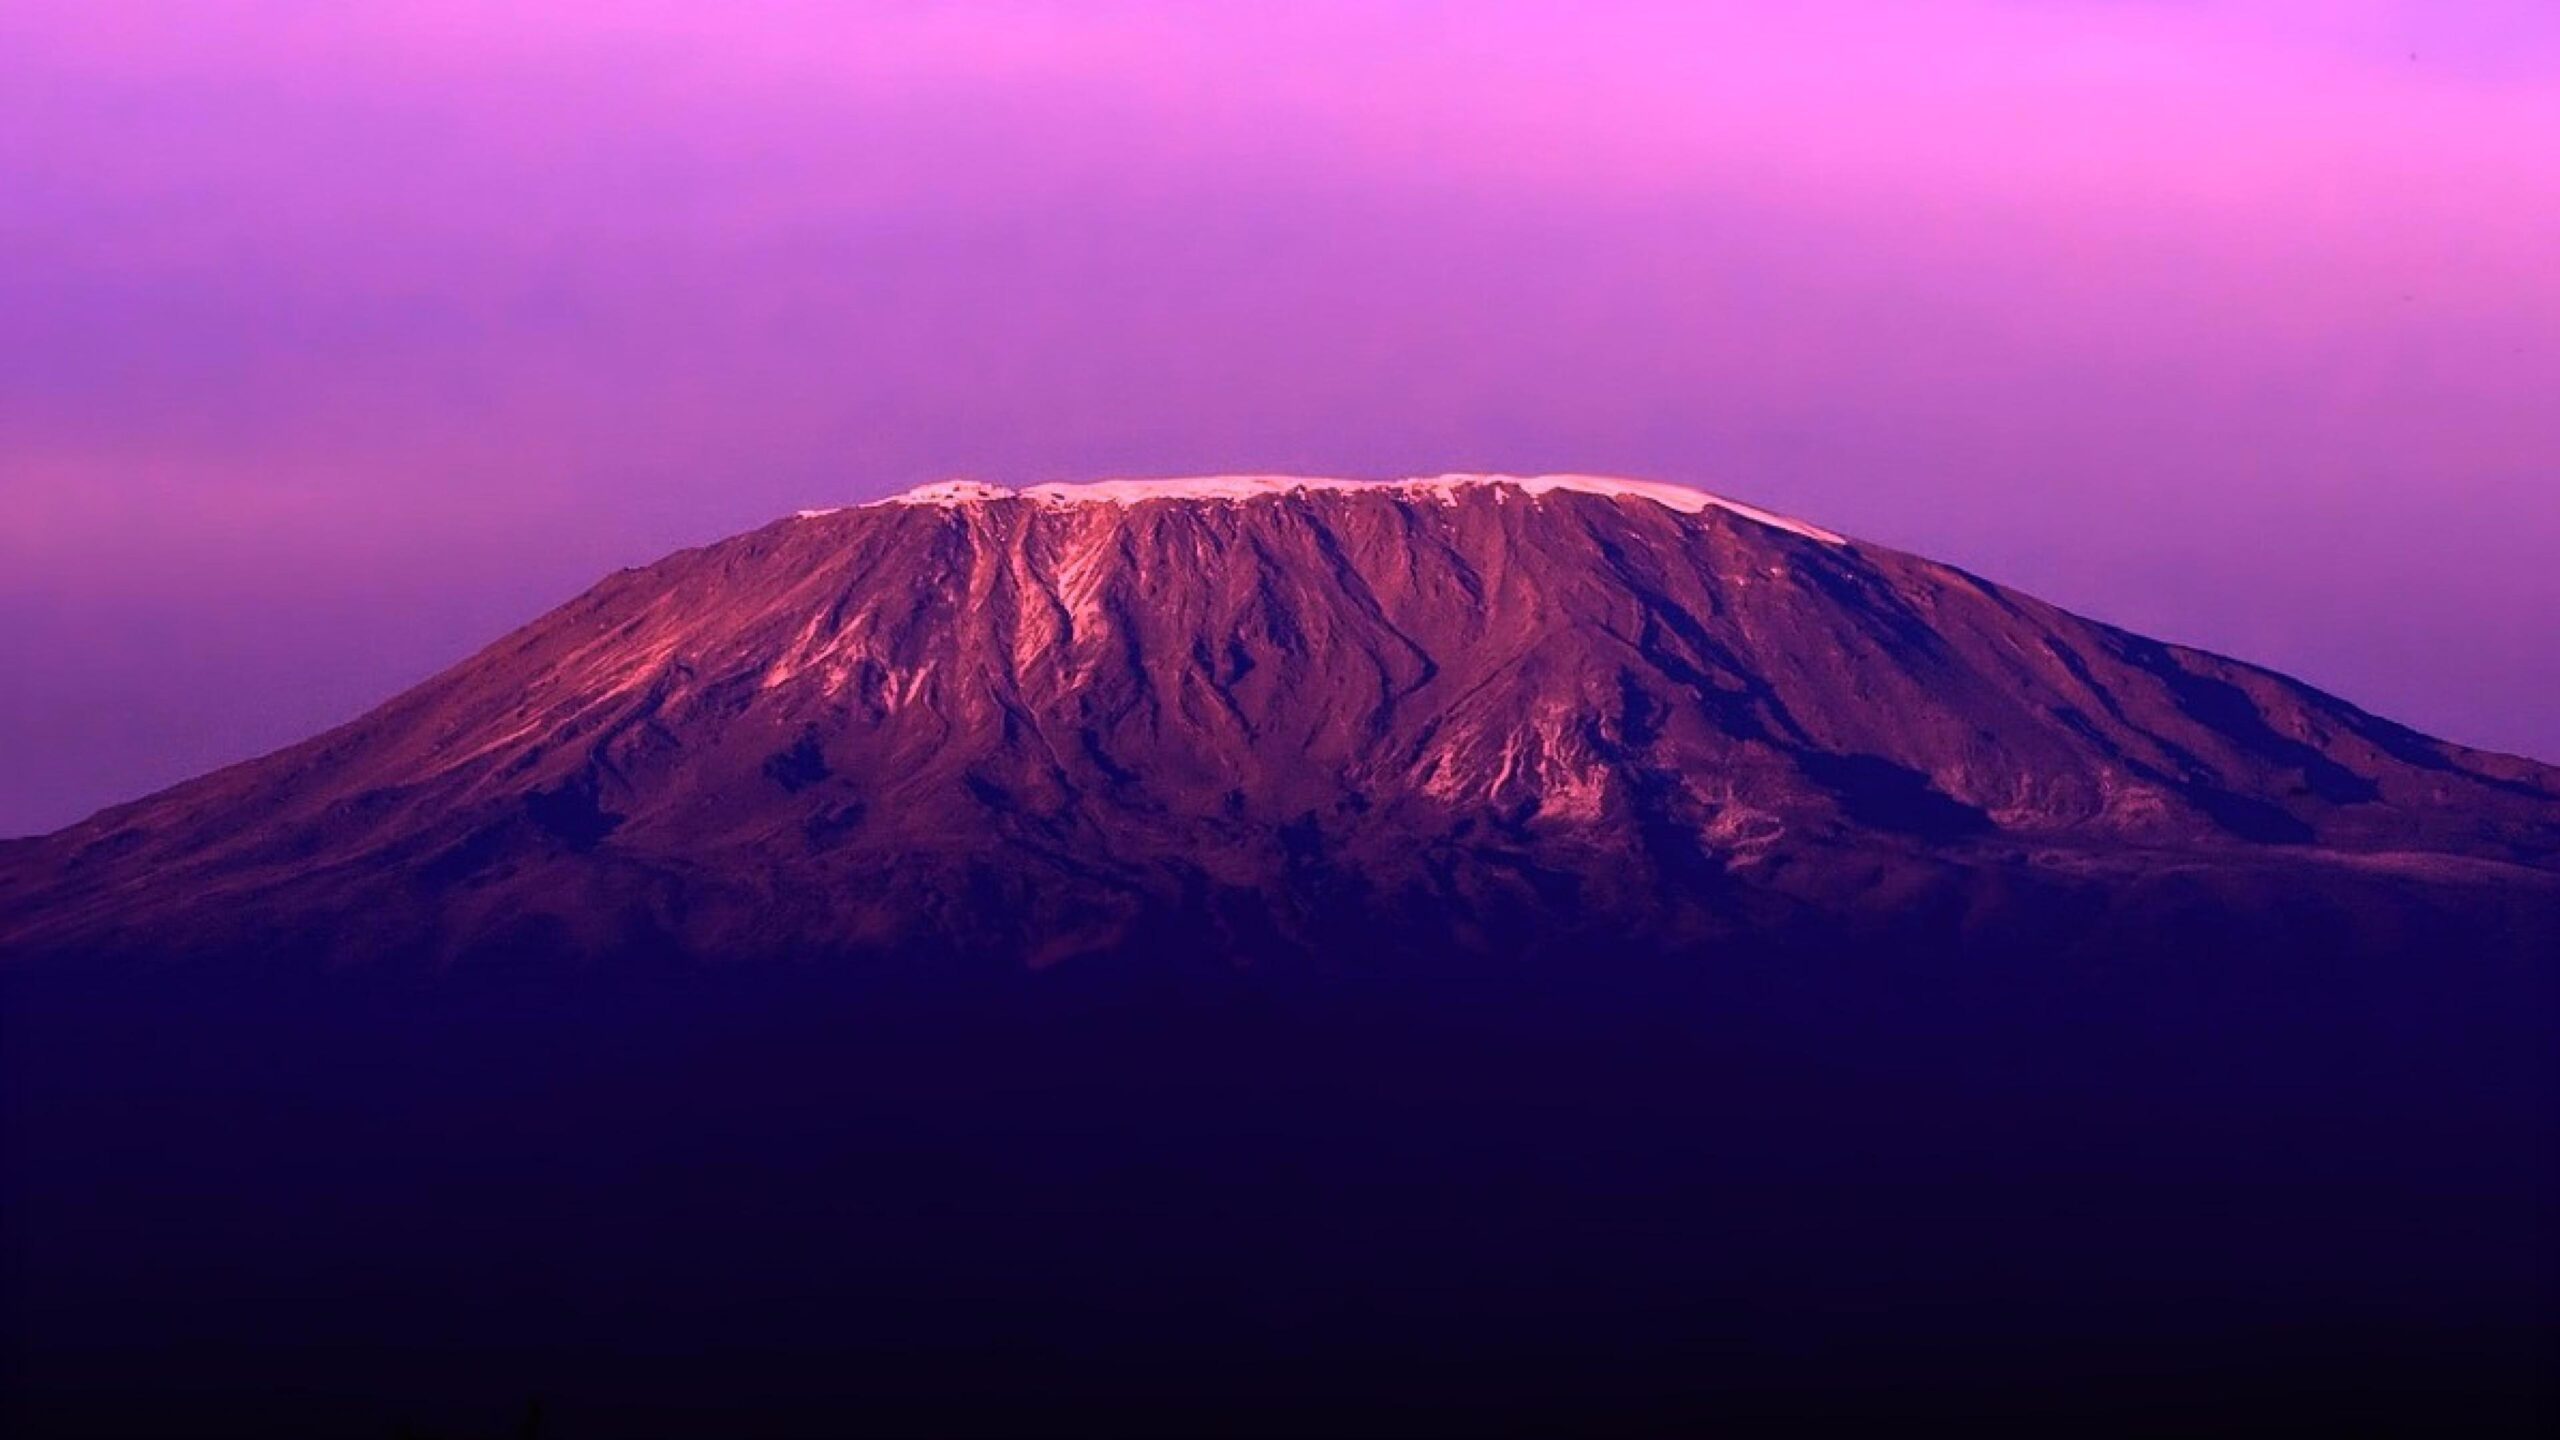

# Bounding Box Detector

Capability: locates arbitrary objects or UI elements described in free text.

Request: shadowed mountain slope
[5,477,2558,1437]
[5,474,2555,968]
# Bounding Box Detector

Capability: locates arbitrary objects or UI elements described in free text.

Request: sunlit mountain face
[7,477,2554,968]
[5,479,2556,1437]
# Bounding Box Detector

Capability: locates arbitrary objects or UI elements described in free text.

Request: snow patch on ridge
[822,475,1842,544]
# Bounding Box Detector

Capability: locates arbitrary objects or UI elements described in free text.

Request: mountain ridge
[7,475,2557,1437]
[828,472,1849,543]
[5,474,2556,968]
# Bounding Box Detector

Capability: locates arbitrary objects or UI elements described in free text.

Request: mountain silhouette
[5,474,2554,969]
[4,476,2554,1437]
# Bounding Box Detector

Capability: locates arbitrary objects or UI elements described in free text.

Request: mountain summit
[8,476,2558,1436]
[6,473,2554,969]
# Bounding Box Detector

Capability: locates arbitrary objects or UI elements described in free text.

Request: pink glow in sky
[3,2,2557,834]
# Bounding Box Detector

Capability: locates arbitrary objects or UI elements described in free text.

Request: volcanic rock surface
[5,473,2555,969]
[7,476,2559,1437]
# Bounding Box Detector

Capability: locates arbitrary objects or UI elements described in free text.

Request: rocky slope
[5,473,2557,969]
[7,476,2558,1437]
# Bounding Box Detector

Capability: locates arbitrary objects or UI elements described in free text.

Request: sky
[2,0,2556,836]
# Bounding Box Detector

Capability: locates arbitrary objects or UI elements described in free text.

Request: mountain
[5,475,2557,1438]
[5,473,2556,969]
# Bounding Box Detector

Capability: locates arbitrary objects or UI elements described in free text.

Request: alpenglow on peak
[797,474,1845,544]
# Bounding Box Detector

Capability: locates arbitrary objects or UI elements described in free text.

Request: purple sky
[4,2,2556,837]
